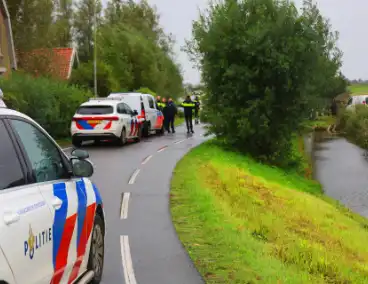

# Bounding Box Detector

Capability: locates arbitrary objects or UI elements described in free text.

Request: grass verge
[301,116,335,132]
[349,84,368,93]
[171,141,368,283]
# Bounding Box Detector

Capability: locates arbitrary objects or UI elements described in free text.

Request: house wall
[0,9,11,78]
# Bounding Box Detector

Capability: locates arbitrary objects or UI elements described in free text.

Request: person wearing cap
[179,95,196,134]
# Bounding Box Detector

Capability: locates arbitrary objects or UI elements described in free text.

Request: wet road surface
[313,132,368,217]
[65,124,207,284]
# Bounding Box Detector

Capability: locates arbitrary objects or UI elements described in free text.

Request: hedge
[0,72,92,139]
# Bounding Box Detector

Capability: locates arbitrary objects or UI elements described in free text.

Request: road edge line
[128,169,140,185]
[120,192,130,219]
[120,235,137,284]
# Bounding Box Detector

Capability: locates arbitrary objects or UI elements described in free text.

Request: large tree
[74,0,102,62]
[187,0,343,166]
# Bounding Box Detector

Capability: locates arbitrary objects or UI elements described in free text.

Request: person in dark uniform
[180,95,196,133]
[163,98,177,133]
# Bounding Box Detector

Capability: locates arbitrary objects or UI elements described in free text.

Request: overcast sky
[103,0,368,84]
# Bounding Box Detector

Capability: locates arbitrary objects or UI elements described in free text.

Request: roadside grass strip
[170,141,368,283]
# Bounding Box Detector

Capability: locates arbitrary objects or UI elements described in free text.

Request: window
[117,103,127,114]
[148,96,154,109]
[10,119,69,183]
[0,120,25,190]
[124,103,133,114]
[77,105,113,115]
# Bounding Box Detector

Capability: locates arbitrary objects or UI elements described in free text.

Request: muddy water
[307,131,368,217]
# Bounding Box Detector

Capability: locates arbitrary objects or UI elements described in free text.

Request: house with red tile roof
[17,47,79,81]
[0,0,17,77]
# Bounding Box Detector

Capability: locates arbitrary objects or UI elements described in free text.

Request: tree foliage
[187,0,344,166]
[74,0,184,99]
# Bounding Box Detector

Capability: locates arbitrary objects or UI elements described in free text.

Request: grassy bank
[171,141,368,283]
[301,116,335,132]
[349,84,368,93]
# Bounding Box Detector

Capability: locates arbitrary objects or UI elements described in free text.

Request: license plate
[88,120,101,124]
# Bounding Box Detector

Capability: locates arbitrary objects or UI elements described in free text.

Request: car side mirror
[133,110,138,115]
[71,159,94,177]
[71,149,89,160]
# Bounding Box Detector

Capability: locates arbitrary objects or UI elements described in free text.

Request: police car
[108,93,164,137]
[0,90,105,283]
[71,97,141,147]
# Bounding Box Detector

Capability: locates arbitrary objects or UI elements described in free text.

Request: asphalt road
[65,124,208,284]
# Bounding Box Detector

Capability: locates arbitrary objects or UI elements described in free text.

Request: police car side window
[124,103,133,114]
[10,119,69,183]
[117,103,126,114]
[148,97,154,109]
[0,120,25,190]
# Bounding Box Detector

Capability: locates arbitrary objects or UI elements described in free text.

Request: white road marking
[157,146,168,153]
[141,155,153,165]
[174,139,185,144]
[121,235,137,284]
[128,169,140,185]
[120,193,130,219]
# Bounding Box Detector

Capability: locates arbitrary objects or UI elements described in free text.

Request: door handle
[4,211,20,225]
[51,197,63,210]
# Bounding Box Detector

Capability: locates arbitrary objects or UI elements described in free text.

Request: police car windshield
[77,105,113,115]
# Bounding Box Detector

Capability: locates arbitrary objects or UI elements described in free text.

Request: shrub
[1,72,92,138]
[338,105,368,149]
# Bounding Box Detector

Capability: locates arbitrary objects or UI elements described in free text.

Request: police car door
[8,118,88,284]
[117,103,131,137]
[123,103,138,138]
[0,119,54,284]
[146,95,158,129]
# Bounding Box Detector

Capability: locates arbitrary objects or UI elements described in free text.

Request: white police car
[0,90,105,284]
[71,97,141,147]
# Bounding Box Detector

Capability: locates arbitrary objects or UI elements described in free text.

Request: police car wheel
[119,128,127,146]
[87,214,104,283]
[143,122,150,137]
[134,126,142,142]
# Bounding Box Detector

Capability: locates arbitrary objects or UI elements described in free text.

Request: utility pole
[93,0,98,97]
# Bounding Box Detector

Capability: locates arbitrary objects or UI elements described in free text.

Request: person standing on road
[180,95,196,134]
[163,98,177,133]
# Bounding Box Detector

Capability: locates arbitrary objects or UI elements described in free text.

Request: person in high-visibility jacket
[156,96,165,111]
[180,95,196,133]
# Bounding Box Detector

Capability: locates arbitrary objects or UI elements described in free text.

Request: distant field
[349,84,368,94]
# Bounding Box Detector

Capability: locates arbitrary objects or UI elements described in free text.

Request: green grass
[348,84,368,94]
[301,116,335,131]
[56,138,72,148]
[171,141,368,283]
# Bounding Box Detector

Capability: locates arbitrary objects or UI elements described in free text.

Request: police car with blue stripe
[0,89,105,284]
